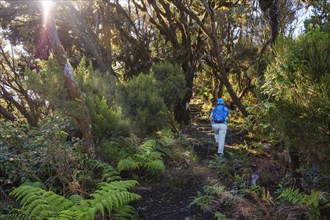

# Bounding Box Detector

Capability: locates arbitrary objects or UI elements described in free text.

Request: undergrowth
[117,138,169,176]
[1,180,140,220]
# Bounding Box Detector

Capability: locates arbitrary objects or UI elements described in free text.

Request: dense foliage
[0,0,329,219]
[262,31,330,175]
[118,73,167,136]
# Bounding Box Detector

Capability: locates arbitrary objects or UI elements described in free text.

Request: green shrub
[118,73,167,136]
[87,96,130,141]
[74,57,130,141]
[0,117,80,191]
[151,62,186,109]
[261,31,330,174]
[75,57,117,105]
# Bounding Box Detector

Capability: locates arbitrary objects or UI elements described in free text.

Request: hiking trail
[133,99,243,220]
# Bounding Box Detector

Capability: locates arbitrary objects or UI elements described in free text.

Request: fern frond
[103,169,122,182]
[306,190,319,207]
[0,213,26,220]
[55,210,86,220]
[68,194,83,205]
[154,144,172,157]
[117,157,139,172]
[87,159,122,182]
[29,204,52,219]
[203,185,225,196]
[278,187,305,204]
[278,187,321,220]
[26,199,50,219]
[11,186,42,204]
[92,190,141,207]
[82,181,140,219]
[138,139,157,153]
[9,181,141,220]
[21,194,44,208]
[143,159,165,173]
[112,204,137,220]
[145,151,162,159]
[9,184,74,219]
[190,192,213,211]
[96,180,139,191]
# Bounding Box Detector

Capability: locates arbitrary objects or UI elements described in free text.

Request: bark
[211,35,249,116]
[0,45,39,126]
[0,86,38,127]
[174,64,195,125]
[0,105,16,121]
[63,5,115,75]
[46,7,95,158]
[289,149,302,189]
[269,0,279,44]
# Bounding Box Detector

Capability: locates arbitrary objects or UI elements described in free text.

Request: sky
[293,6,313,37]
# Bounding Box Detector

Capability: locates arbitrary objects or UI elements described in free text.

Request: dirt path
[132,100,321,220]
[133,101,238,220]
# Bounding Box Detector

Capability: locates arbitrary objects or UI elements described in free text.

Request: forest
[0,0,329,219]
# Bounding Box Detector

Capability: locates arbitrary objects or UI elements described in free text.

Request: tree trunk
[289,149,302,189]
[174,66,194,126]
[0,86,39,127]
[47,8,95,158]
[210,25,249,117]
[269,0,279,44]
[173,0,249,117]
[0,105,16,121]
[204,0,248,115]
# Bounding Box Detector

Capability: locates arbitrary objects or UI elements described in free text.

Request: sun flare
[41,0,55,21]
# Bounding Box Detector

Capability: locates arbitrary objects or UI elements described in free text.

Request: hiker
[209,98,231,156]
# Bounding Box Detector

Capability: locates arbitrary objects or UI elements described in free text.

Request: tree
[262,31,330,184]
[304,0,330,32]
[130,0,206,124]
[0,42,43,126]
[45,3,95,157]
[170,0,249,116]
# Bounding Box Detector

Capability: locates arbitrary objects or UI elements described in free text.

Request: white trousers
[211,123,227,154]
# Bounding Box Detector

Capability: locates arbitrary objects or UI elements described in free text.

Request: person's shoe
[217,153,224,157]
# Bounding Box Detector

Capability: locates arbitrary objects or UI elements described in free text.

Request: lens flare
[41,0,55,22]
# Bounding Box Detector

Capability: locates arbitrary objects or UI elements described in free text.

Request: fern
[117,139,165,174]
[137,139,157,153]
[117,157,140,172]
[87,159,122,182]
[112,205,138,220]
[10,185,73,219]
[190,191,213,211]
[278,188,321,220]
[5,180,141,220]
[214,211,228,220]
[0,213,26,220]
[143,159,165,174]
[203,185,225,196]
[278,188,305,204]
[190,184,236,218]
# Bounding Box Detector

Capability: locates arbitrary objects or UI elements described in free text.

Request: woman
[209,98,231,156]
